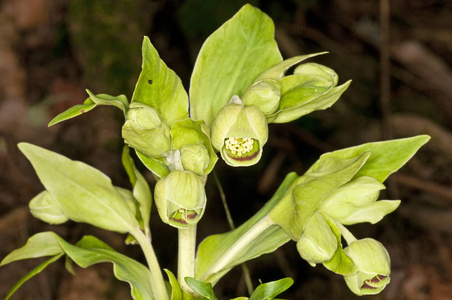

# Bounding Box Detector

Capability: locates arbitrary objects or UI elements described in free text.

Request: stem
[213,170,254,295]
[335,222,357,245]
[133,229,169,300]
[178,225,197,295]
[204,216,273,279]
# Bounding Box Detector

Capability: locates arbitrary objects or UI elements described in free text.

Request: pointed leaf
[185,277,219,300]
[314,135,430,183]
[190,4,282,127]
[164,269,183,300]
[132,37,188,126]
[48,98,96,126]
[249,277,293,300]
[18,143,139,233]
[136,150,170,179]
[85,89,129,114]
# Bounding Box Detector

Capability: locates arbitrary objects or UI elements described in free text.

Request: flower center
[224,137,254,156]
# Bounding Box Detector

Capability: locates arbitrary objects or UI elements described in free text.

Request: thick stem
[178,225,197,295]
[204,216,273,279]
[133,229,169,300]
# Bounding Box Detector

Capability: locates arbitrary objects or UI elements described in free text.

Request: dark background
[1,0,451,299]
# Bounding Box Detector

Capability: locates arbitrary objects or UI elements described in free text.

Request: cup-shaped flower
[344,238,391,295]
[296,212,337,266]
[318,176,400,225]
[154,170,206,229]
[122,102,171,158]
[242,79,281,115]
[211,100,268,167]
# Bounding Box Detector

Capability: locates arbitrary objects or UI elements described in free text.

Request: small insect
[148,79,153,84]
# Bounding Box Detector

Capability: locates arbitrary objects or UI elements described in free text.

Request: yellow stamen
[224,137,254,156]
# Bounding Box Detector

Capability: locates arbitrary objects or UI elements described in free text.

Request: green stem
[204,216,273,279]
[335,222,357,245]
[178,225,197,295]
[133,229,169,300]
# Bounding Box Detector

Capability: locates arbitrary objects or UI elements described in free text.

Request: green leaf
[190,4,282,127]
[135,150,171,179]
[29,190,69,224]
[249,277,293,300]
[195,173,298,285]
[18,143,139,233]
[164,269,183,300]
[85,89,129,114]
[315,135,430,183]
[132,37,188,126]
[322,218,356,275]
[122,146,153,235]
[269,153,371,240]
[185,277,218,300]
[4,254,63,300]
[268,80,351,124]
[48,98,96,126]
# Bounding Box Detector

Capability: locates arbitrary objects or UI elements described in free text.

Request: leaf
[269,80,351,124]
[249,277,293,300]
[315,135,430,183]
[48,98,96,126]
[29,190,69,224]
[1,232,158,300]
[185,277,218,300]
[131,37,188,126]
[85,89,129,114]
[136,150,170,179]
[164,269,183,300]
[190,4,282,127]
[19,143,139,233]
[4,254,63,300]
[269,153,371,240]
[122,146,153,235]
[195,173,298,285]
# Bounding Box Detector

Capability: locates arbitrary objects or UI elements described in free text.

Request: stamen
[224,137,254,156]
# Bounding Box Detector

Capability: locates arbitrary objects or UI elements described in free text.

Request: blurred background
[1,0,451,299]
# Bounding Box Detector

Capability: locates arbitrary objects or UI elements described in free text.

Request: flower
[211,96,268,166]
[343,238,391,295]
[154,170,206,229]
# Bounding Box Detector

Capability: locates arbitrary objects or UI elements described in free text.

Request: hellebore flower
[344,238,391,295]
[296,212,337,266]
[211,96,268,166]
[122,102,171,158]
[154,170,206,229]
[318,176,401,225]
[180,144,210,176]
[242,79,281,115]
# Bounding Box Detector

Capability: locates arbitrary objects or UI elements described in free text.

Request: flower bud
[296,212,337,266]
[29,191,68,224]
[180,144,210,176]
[344,238,391,295]
[154,170,206,229]
[318,176,400,225]
[242,79,281,115]
[211,100,268,167]
[122,102,171,158]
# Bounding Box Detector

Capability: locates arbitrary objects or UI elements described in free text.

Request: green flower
[122,102,171,158]
[211,97,268,167]
[318,176,400,225]
[296,212,337,266]
[242,79,281,115]
[344,238,391,296]
[154,170,206,229]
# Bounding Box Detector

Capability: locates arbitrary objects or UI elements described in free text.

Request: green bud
[318,176,400,225]
[154,170,206,229]
[242,79,281,115]
[296,212,337,266]
[122,102,171,158]
[344,238,391,296]
[29,191,68,224]
[180,144,210,176]
[211,100,268,167]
